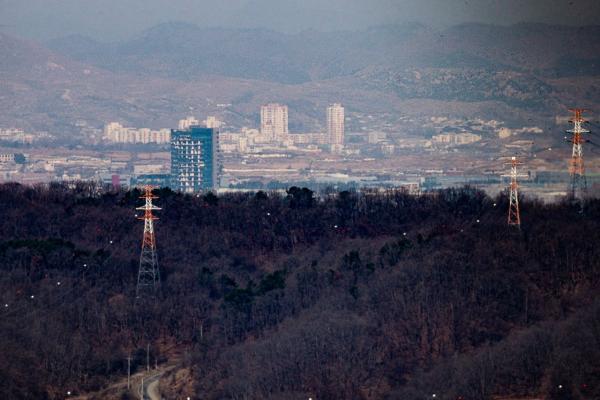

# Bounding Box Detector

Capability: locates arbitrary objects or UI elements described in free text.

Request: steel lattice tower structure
[136,186,161,296]
[504,156,526,228]
[567,108,589,201]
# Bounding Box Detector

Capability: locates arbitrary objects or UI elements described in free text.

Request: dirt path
[143,373,163,400]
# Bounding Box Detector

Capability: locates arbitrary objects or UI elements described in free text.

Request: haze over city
[1,0,599,40]
[0,1,599,399]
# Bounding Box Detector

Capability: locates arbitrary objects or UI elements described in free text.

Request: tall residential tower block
[170,127,220,192]
[261,103,288,142]
[327,103,345,153]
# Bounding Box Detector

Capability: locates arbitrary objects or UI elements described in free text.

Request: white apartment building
[330,144,344,155]
[104,122,171,144]
[432,132,482,146]
[288,133,328,145]
[103,122,122,140]
[261,103,288,142]
[133,164,165,175]
[0,129,37,144]
[204,116,222,129]
[327,103,345,151]
[178,116,200,130]
[381,143,395,155]
[368,131,387,144]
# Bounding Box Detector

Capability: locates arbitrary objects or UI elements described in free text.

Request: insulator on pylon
[136,185,161,297]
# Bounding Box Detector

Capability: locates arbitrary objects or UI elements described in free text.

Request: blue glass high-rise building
[170,126,220,192]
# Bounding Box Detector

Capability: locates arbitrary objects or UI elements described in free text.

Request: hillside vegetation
[0,183,598,399]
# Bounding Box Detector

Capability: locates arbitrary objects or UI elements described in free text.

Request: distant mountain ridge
[46,22,600,84]
[1,23,599,134]
[46,22,427,83]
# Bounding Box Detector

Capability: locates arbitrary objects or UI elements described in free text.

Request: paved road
[142,373,163,400]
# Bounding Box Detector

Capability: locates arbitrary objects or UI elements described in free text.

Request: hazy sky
[1,0,599,41]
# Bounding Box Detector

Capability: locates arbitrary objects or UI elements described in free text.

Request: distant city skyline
[0,0,598,41]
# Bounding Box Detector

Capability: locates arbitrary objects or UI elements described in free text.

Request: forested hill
[0,183,598,399]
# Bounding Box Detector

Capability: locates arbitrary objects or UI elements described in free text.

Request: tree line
[0,182,598,399]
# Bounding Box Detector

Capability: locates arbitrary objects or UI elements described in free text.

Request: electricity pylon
[136,186,161,297]
[567,108,589,201]
[503,156,526,228]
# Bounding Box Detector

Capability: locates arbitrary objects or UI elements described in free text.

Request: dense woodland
[0,182,598,399]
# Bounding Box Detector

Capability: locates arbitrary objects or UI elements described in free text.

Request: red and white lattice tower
[503,156,526,228]
[567,108,589,201]
[136,186,161,296]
